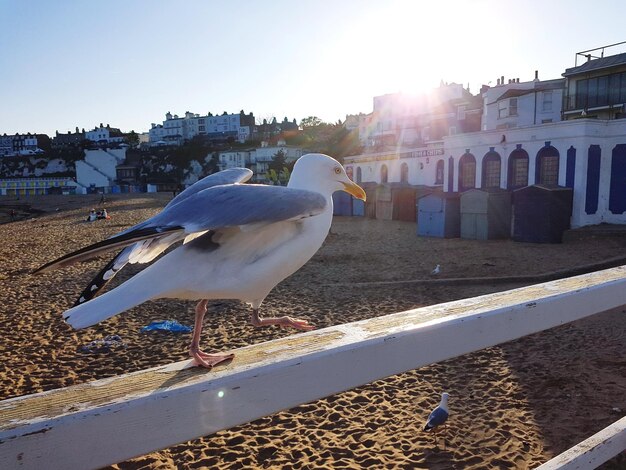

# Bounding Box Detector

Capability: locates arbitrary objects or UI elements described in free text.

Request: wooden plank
[536,416,626,470]
[1,266,626,469]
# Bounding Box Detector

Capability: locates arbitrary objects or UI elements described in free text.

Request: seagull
[72,167,256,307]
[423,392,449,447]
[35,153,366,369]
[430,264,441,275]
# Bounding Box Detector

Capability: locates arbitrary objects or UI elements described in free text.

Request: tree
[267,150,290,185]
[300,116,322,128]
[126,131,140,148]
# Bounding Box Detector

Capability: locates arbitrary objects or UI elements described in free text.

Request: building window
[537,152,559,186]
[498,100,507,119]
[498,98,518,118]
[381,165,388,183]
[482,152,501,188]
[508,149,529,189]
[457,105,466,121]
[356,167,362,183]
[542,91,553,112]
[458,153,476,191]
[435,159,444,184]
[449,126,457,136]
[400,163,409,183]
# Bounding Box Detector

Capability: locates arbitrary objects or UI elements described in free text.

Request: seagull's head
[441,392,449,404]
[290,153,366,201]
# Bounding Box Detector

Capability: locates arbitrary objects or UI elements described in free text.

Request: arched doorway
[535,145,560,186]
[508,148,529,190]
[435,159,444,185]
[482,150,501,189]
[400,162,409,183]
[458,152,476,192]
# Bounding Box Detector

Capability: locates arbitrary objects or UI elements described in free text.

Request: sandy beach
[1,193,625,469]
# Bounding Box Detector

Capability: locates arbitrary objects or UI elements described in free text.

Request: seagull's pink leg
[189,299,234,368]
[250,308,315,331]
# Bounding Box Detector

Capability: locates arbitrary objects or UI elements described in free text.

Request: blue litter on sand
[140,320,192,333]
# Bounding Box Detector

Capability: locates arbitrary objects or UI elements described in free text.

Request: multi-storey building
[0,133,41,156]
[85,124,125,145]
[52,128,85,148]
[345,43,626,230]
[348,82,482,150]
[217,142,303,182]
[481,73,564,131]
[562,47,626,121]
[149,110,256,146]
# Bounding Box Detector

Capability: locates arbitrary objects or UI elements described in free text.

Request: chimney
[501,75,504,85]
[497,78,500,85]
[534,70,539,80]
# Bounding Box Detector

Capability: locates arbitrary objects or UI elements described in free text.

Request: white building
[149,111,255,146]
[0,133,41,156]
[250,143,303,183]
[85,124,125,145]
[481,73,564,131]
[345,46,626,230]
[344,144,445,187]
[349,83,483,150]
[217,143,303,182]
[218,150,250,171]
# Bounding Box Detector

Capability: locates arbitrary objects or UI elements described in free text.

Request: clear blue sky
[1,0,625,136]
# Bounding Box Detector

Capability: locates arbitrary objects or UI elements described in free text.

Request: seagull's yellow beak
[341,180,366,201]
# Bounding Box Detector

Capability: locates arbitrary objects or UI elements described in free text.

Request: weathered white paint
[2,266,626,469]
[536,416,626,470]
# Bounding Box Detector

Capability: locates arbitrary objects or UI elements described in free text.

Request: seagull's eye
[334,167,341,175]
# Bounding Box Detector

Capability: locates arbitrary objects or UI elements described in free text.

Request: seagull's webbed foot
[189,345,234,369]
[250,308,315,331]
[189,299,234,369]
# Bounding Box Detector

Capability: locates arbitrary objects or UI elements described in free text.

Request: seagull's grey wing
[71,168,253,305]
[36,184,326,274]
[148,184,326,233]
[167,168,252,208]
[424,407,449,431]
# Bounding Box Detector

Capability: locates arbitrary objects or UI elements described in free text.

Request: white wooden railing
[1,266,625,469]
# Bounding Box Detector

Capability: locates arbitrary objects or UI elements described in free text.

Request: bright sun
[332,1,499,96]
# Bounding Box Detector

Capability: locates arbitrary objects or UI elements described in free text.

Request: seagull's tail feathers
[72,249,130,307]
[34,225,183,274]
[63,284,151,329]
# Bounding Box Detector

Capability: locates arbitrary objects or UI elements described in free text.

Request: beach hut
[417,192,461,238]
[460,189,512,240]
[352,198,365,216]
[512,185,573,243]
[391,185,418,222]
[362,183,378,218]
[375,184,393,220]
[332,191,353,216]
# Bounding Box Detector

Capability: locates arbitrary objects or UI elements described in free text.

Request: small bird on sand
[35,154,366,369]
[424,392,449,447]
[430,264,441,275]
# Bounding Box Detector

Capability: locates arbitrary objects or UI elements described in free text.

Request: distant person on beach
[97,208,110,220]
[10,209,16,221]
[99,193,106,204]
[86,209,97,222]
